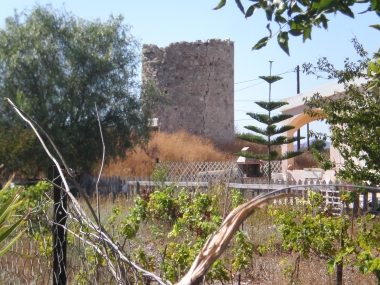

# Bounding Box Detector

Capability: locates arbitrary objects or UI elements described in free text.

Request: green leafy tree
[304,39,380,184]
[310,148,335,171]
[0,5,158,177]
[0,127,38,176]
[271,191,354,285]
[367,47,380,89]
[213,0,380,55]
[310,138,327,152]
[271,189,380,284]
[236,68,303,181]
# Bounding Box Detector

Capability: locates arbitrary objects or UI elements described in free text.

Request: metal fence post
[52,166,67,285]
[353,189,359,216]
[363,191,368,212]
[372,191,377,212]
[136,180,140,195]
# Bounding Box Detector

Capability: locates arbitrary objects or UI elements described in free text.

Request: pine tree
[236,64,303,182]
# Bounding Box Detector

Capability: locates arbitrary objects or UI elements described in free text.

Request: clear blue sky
[0,1,379,139]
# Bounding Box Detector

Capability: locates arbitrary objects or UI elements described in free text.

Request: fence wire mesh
[0,171,160,285]
[0,189,118,285]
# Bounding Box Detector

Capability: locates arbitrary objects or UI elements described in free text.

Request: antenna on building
[269,60,274,102]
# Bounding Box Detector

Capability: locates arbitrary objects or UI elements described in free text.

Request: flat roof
[280,78,367,113]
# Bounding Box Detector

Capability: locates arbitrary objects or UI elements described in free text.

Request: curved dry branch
[3,99,72,175]
[95,103,104,227]
[177,193,294,285]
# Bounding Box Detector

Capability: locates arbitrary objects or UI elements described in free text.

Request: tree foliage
[271,190,380,284]
[0,5,158,176]
[310,138,327,152]
[311,148,335,171]
[367,47,380,89]
[213,0,380,55]
[304,39,380,184]
[236,74,303,180]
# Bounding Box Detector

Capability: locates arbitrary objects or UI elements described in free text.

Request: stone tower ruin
[142,39,234,144]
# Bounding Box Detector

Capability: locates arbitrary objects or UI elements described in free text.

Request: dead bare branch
[4,98,100,226]
[95,103,105,227]
[5,97,168,285]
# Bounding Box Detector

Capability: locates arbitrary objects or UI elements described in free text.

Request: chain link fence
[0,168,165,285]
[0,189,121,285]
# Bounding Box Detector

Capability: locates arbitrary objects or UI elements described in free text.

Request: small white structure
[272,173,286,181]
[236,147,263,178]
[304,168,324,180]
[149,118,159,128]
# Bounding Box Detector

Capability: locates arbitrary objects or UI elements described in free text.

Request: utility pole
[296,65,309,150]
[296,65,301,151]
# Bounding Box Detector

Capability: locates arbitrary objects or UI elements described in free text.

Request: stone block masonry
[142,39,234,144]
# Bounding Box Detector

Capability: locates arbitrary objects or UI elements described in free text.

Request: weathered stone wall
[142,39,234,144]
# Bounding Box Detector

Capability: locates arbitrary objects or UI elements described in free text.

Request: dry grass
[217,136,268,155]
[101,131,268,177]
[294,149,330,170]
[242,206,377,285]
[246,253,377,285]
[294,151,318,169]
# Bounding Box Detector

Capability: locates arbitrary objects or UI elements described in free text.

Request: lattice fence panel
[158,161,244,181]
[261,161,282,177]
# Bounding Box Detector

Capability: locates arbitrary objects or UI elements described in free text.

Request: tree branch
[5,97,168,285]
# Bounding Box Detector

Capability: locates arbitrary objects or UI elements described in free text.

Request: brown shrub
[101,131,268,177]
[294,150,318,169]
[102,131,228,177]
[294,149,330,170]
[217,136,268,154]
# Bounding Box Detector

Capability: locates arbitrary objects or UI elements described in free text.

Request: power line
[235,112,282,115]
[234,69,295,93]
[234,78,261,84]
[277,68,297,76]
[234,118,280,121]
[234,81,265,92]
[235,98,287,101]
[234,67,295,85]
